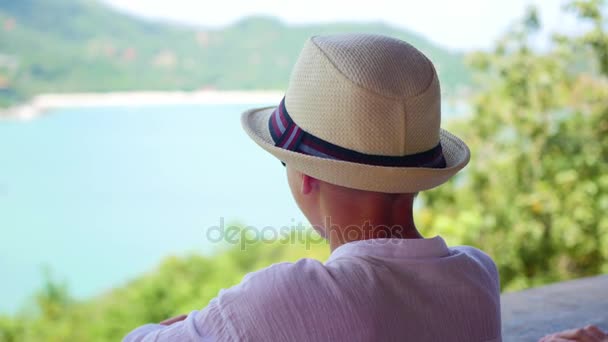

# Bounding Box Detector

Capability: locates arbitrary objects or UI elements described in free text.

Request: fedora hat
[241,34,470,193]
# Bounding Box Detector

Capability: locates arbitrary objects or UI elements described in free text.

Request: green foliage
[419,0,608,291]
[0,0,468,108]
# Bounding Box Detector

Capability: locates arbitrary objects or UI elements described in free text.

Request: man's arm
[122,314,188,342]
[123,323,164,342]
[122,305,223,341]
[540,325,608,342]
[122,261,304,341]
[160,314,187,326]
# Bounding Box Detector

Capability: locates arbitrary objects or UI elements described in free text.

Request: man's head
[242,34,469,247]
[286,165,420,249]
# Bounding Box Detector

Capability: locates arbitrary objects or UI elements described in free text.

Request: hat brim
[241,106,470,193]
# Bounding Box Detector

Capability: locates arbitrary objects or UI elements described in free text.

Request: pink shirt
[124,236,501,341]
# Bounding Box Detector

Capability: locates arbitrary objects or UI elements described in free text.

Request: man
[124,33,501,341]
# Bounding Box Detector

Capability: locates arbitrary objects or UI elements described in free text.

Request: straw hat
[241,34,470,193]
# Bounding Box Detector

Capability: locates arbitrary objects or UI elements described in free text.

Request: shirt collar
[327,235,450,262]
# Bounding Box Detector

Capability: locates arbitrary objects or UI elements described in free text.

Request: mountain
[0,0,470,107]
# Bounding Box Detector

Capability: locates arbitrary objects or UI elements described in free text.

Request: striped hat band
[268,97,447,168]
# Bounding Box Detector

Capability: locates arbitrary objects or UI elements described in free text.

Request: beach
[0,90,284,120]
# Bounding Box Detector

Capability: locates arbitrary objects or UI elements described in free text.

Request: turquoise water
[0,104,307,313]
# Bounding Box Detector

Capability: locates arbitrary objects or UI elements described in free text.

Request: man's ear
[301,174,318,195]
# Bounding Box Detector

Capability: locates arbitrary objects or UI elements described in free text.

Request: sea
[0,102,463,314]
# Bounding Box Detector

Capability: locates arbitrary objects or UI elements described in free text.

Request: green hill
[0,0,469,107]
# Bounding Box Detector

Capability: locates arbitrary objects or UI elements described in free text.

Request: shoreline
[0,90,284,120]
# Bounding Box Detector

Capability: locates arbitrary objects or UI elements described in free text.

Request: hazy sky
[101,0,571,51]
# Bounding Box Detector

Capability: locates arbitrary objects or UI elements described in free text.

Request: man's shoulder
[222,257,330,302]
[450,245,500,285]
[214,258,334,328]
[451,245,494,261]
[242,257,327,283]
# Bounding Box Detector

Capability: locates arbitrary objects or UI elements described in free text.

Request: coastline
[0,90,284,120]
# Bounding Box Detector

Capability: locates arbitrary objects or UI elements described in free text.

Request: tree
[420,0,608,291]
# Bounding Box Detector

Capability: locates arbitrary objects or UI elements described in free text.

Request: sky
[101,0,571,51]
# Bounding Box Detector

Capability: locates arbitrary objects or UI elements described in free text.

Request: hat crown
[285,33,442,157]
[312,34,435,98]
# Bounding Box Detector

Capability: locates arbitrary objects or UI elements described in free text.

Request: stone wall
[501,275,608,341]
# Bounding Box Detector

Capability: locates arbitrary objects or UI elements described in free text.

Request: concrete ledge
[501,274,608,341]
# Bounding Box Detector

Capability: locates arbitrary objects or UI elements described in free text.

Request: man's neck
[325,211,422,251]
[315,188,422,251]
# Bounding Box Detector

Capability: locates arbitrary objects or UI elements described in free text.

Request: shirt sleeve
[122,299,231,342]
[460,246,500,290]
[122,323,163,342]
[121,263,294,342]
